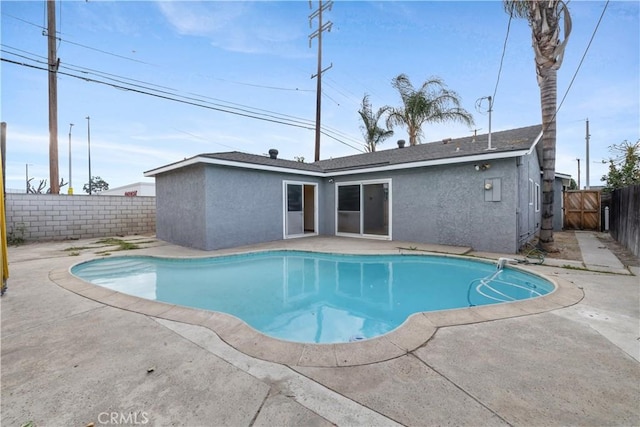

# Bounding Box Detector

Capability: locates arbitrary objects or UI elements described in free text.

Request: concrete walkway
[575,231,629,274]
[1,233,638,426]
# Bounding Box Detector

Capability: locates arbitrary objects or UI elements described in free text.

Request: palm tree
[386,74,474,146]
[358,94,394,152]
[505,0,572,251]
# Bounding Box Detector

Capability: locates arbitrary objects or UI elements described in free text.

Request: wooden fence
[563,190,600,230]
[609,185,640,257]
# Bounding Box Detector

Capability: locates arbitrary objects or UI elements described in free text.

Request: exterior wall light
[474,163,492,171]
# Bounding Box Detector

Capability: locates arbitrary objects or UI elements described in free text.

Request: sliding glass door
[337,185,360,234]
[336,180,391,238]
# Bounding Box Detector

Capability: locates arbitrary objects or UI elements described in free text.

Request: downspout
[515,156,522,252]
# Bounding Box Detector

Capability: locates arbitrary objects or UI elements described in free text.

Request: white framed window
[535,183,541,212]
[529,179,534,205]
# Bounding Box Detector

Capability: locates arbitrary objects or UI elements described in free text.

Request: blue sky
[1,0,638,192]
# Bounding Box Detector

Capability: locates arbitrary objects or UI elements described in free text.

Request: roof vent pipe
[268,149,278,159]
[397,139,405,148]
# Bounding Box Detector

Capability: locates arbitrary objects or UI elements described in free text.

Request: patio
[1,232,638,426]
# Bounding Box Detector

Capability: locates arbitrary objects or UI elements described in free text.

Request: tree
[568,178,578,190]
[601,139,640,192]
[358,94,394,152]
[386,74,474,146]
[27,178,67,194]
[83,176,109,194]
[27,178,47,194]
[505,0,572,252]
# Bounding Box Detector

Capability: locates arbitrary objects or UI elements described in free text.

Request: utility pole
[576,158,581,190]
[585,118,590,189]
[68,123,74,194]
[47,0,60,194]
[86,116,92,195]
[309,0,333,162]
[25,164,31,193]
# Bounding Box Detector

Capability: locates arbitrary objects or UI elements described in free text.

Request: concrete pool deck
[1,232,639,426]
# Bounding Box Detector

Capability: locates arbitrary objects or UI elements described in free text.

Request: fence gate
[563,190,601,230]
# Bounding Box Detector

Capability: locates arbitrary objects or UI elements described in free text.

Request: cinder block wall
[5,194,156,241]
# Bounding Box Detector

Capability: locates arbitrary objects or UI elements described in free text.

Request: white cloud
[156,1,307,57]
[156,2,247,35]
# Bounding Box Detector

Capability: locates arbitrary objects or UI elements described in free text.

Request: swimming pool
[71,251,554,344]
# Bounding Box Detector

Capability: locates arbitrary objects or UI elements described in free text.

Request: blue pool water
[71,251,554,344]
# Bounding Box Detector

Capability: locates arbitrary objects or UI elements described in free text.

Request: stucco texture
[156,165,207,249]
[156,165,323,250]
[326,159,519,253]
[155,154,546,253]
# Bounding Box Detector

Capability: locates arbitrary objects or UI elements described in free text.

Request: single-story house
[144,124,568,254]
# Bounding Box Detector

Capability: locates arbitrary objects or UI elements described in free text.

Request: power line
[3,12,315,93]
[1,44,362,145]
[173,128,243,152]
[538,0,609,136]
[1,12,46,31]
[556,0,609,116]
[1,56,365,153]
[323,78,360,106]
[321,90,340,106]
[492,11,513,106]
[2,11,151,65]
[2,57,316,128]
[476,8,514,117]
[316,121,363,146]
[1,45,171,92]
[1,45,312,126]
[60,37,152,65]
[2,11,364,153]
[199,75,314,93]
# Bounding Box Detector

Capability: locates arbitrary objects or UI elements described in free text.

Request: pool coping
[49,250,584,367]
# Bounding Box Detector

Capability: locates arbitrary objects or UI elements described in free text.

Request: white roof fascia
[326,149,530,177]
[144,157,201,177]
[526,131,544,155]
[555,172,572,179]
[145,148,532,178]
[144,156,325,177]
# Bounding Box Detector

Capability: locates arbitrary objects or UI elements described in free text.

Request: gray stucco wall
[324,158,520,253]
[155,155,544,253]
[155,164,323,250]
[204,167,318,249]
[155,165,208,249]
[516,150,542,249]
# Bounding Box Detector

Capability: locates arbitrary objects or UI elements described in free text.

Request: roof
[144,124,542,178]
[200,152,324,173]
[317,124,542,172]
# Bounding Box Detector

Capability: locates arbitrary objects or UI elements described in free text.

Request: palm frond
[389,74,474,144]
[358,94,394,152]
